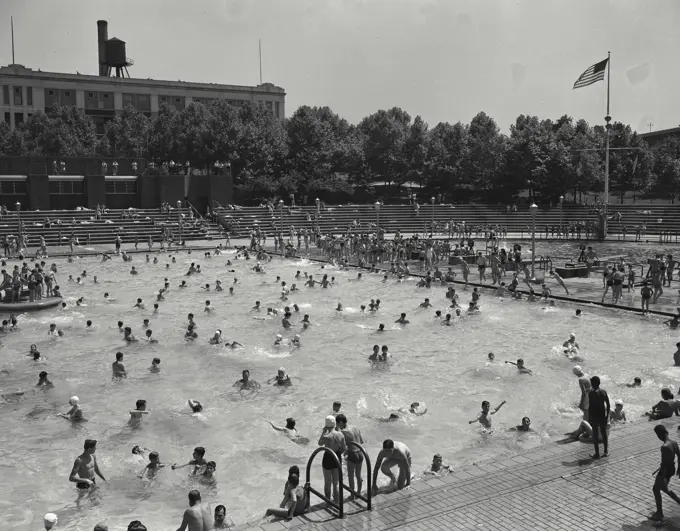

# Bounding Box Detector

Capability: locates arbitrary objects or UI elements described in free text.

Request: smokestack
[97,20,108,76]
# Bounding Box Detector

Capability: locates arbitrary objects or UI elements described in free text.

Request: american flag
[573,58,609,89]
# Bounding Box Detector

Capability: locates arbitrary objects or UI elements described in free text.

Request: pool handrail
[304,442,373,519]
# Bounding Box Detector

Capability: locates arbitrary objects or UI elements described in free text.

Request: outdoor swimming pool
[0,250,677,530]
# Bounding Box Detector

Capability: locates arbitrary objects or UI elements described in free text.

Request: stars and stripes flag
[573,58,609,89]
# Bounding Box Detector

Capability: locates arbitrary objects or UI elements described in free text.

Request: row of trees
[1,101,679,203]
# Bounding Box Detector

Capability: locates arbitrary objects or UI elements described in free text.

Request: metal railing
[304,442,372,519]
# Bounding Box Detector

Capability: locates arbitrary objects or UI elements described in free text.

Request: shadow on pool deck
[242,418,680,531]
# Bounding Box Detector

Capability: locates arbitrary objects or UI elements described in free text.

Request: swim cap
[573,365,582,373]
[615,399,623,406]
[279,367,286,373]
[325,415,336,428]
[44,513,58,525]
[295,334,300,339]
[569,333,576,339]
[276,334,282,339]
[69,396,79,405]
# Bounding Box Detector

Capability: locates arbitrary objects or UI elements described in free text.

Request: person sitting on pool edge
[645,388,680,420]
[265,473,307,520]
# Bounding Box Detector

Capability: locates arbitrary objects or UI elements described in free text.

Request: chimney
[97,20,108,76]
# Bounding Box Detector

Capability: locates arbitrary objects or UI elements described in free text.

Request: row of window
[2,86,281,118]
[0,181,137,195]
[1,85,33,106]
[3,112,30,126]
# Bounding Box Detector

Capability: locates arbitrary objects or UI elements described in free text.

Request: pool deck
[244,418,680,531]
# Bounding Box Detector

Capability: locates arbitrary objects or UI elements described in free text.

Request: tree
[104,105,152,158]
[359,107,411,187]
[425,121,468,199]
[0,122,26,156]
[649,136,680,202]
[22,105,98,156]
[461,112,506,199]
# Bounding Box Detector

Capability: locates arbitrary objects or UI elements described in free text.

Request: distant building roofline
[639,126,680,139]
[0,63,285,94]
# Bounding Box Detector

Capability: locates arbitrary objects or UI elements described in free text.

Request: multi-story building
[0,20,286,134]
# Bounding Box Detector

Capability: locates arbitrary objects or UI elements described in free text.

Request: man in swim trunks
[650,425,680,522]
[372,439,412,494]
[549,270,569,295]
[641,281,653,314]
[176,489,212,531]
[318,416,346,502]
[69,439,106,489]
[573,366,591,420]
[584,246,599,277]
[588,376,610,459]
[476,252,487,283]
[336,414,365,497]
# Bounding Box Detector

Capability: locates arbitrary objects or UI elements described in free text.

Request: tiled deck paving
[246,419,680,531]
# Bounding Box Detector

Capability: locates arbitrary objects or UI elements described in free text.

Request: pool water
[0,250,677,530]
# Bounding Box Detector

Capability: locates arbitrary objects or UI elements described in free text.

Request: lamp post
[559,195,564,239]
[15,201,21,245]
[177,200,182,245]
[430,196,435,237]
[315,198,320,234]
[279,199,284,241]
[374,201,381,236]
[530,203,538,279]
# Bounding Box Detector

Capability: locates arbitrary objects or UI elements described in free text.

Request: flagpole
[11,17,15,64]
[603,51,611,239]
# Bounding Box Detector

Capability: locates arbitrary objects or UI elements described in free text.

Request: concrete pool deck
[244,417,680,531]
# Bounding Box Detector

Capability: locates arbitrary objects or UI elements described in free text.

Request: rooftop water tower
[97,20,134,78]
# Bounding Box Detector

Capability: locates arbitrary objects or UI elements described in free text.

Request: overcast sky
[2,0,678,132]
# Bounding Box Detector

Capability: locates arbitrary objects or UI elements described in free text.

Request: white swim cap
[573,365,582,374]
[215,329,222,335]
[278,367,286,373]
[295,334,300,339]
[276,334,282,339]
[615,399,623,406]
[44,513,58,525]
[569,333,576,339]
[325,415,336,428]
[69,396,79,405]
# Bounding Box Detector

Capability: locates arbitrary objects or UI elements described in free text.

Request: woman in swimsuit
[601,268,615,303]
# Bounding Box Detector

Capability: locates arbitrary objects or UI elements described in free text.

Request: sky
[2,0,679,133]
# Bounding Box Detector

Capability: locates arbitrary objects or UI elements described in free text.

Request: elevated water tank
[105,37,127,67]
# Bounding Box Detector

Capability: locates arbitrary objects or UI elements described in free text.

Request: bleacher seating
[214,203,680,237]
[0,208,223,248]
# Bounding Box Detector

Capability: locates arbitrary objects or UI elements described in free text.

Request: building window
[27,87,32,106]
[48,90,54,96]
[0,180,28,194]
[103,93,109,99]
[13,86,22,105]
[123,94,133,102]
[88,92,94,98]
[64,91,71,97]
[49,180,84,195]
[1,85,8,105]
[14,113,24,125]
[106,181,137,194]
[3,112,9,125]
[275,101,280,118]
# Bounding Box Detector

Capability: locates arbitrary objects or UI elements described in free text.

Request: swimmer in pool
[139,451,165,479]
[626,377,642,388]
[188,399,203,413]
[215,280,223,291]
[60,396,83,421]
[399,402,427,416]
[509,417,532,432]
[234,369,260,390]
[610,400,627,423]
[133,298,145,309]
[488,352,495,361]
[468,400,506,429]
[37,371,53,388]
[69,439,106,489]
[204,300,212,313]
[563,333,580,350]
[112,352,127,377]
[274,334,284,346]
[129,399,149,423]
[395,313,409,325]
[376,324,385,332]
[144,329,158,343]
[150,358,161,373]
[291,334,301,347]
[505,358,532,374]
[210,330,223,345]
[171,446,207,474]
[268,368,292,386]
[419,298,432,309]
[423,453,451,476]
[269,417,302,439]
[252,301,261,311]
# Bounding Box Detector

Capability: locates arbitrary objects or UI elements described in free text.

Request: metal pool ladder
[304,442,373,518]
